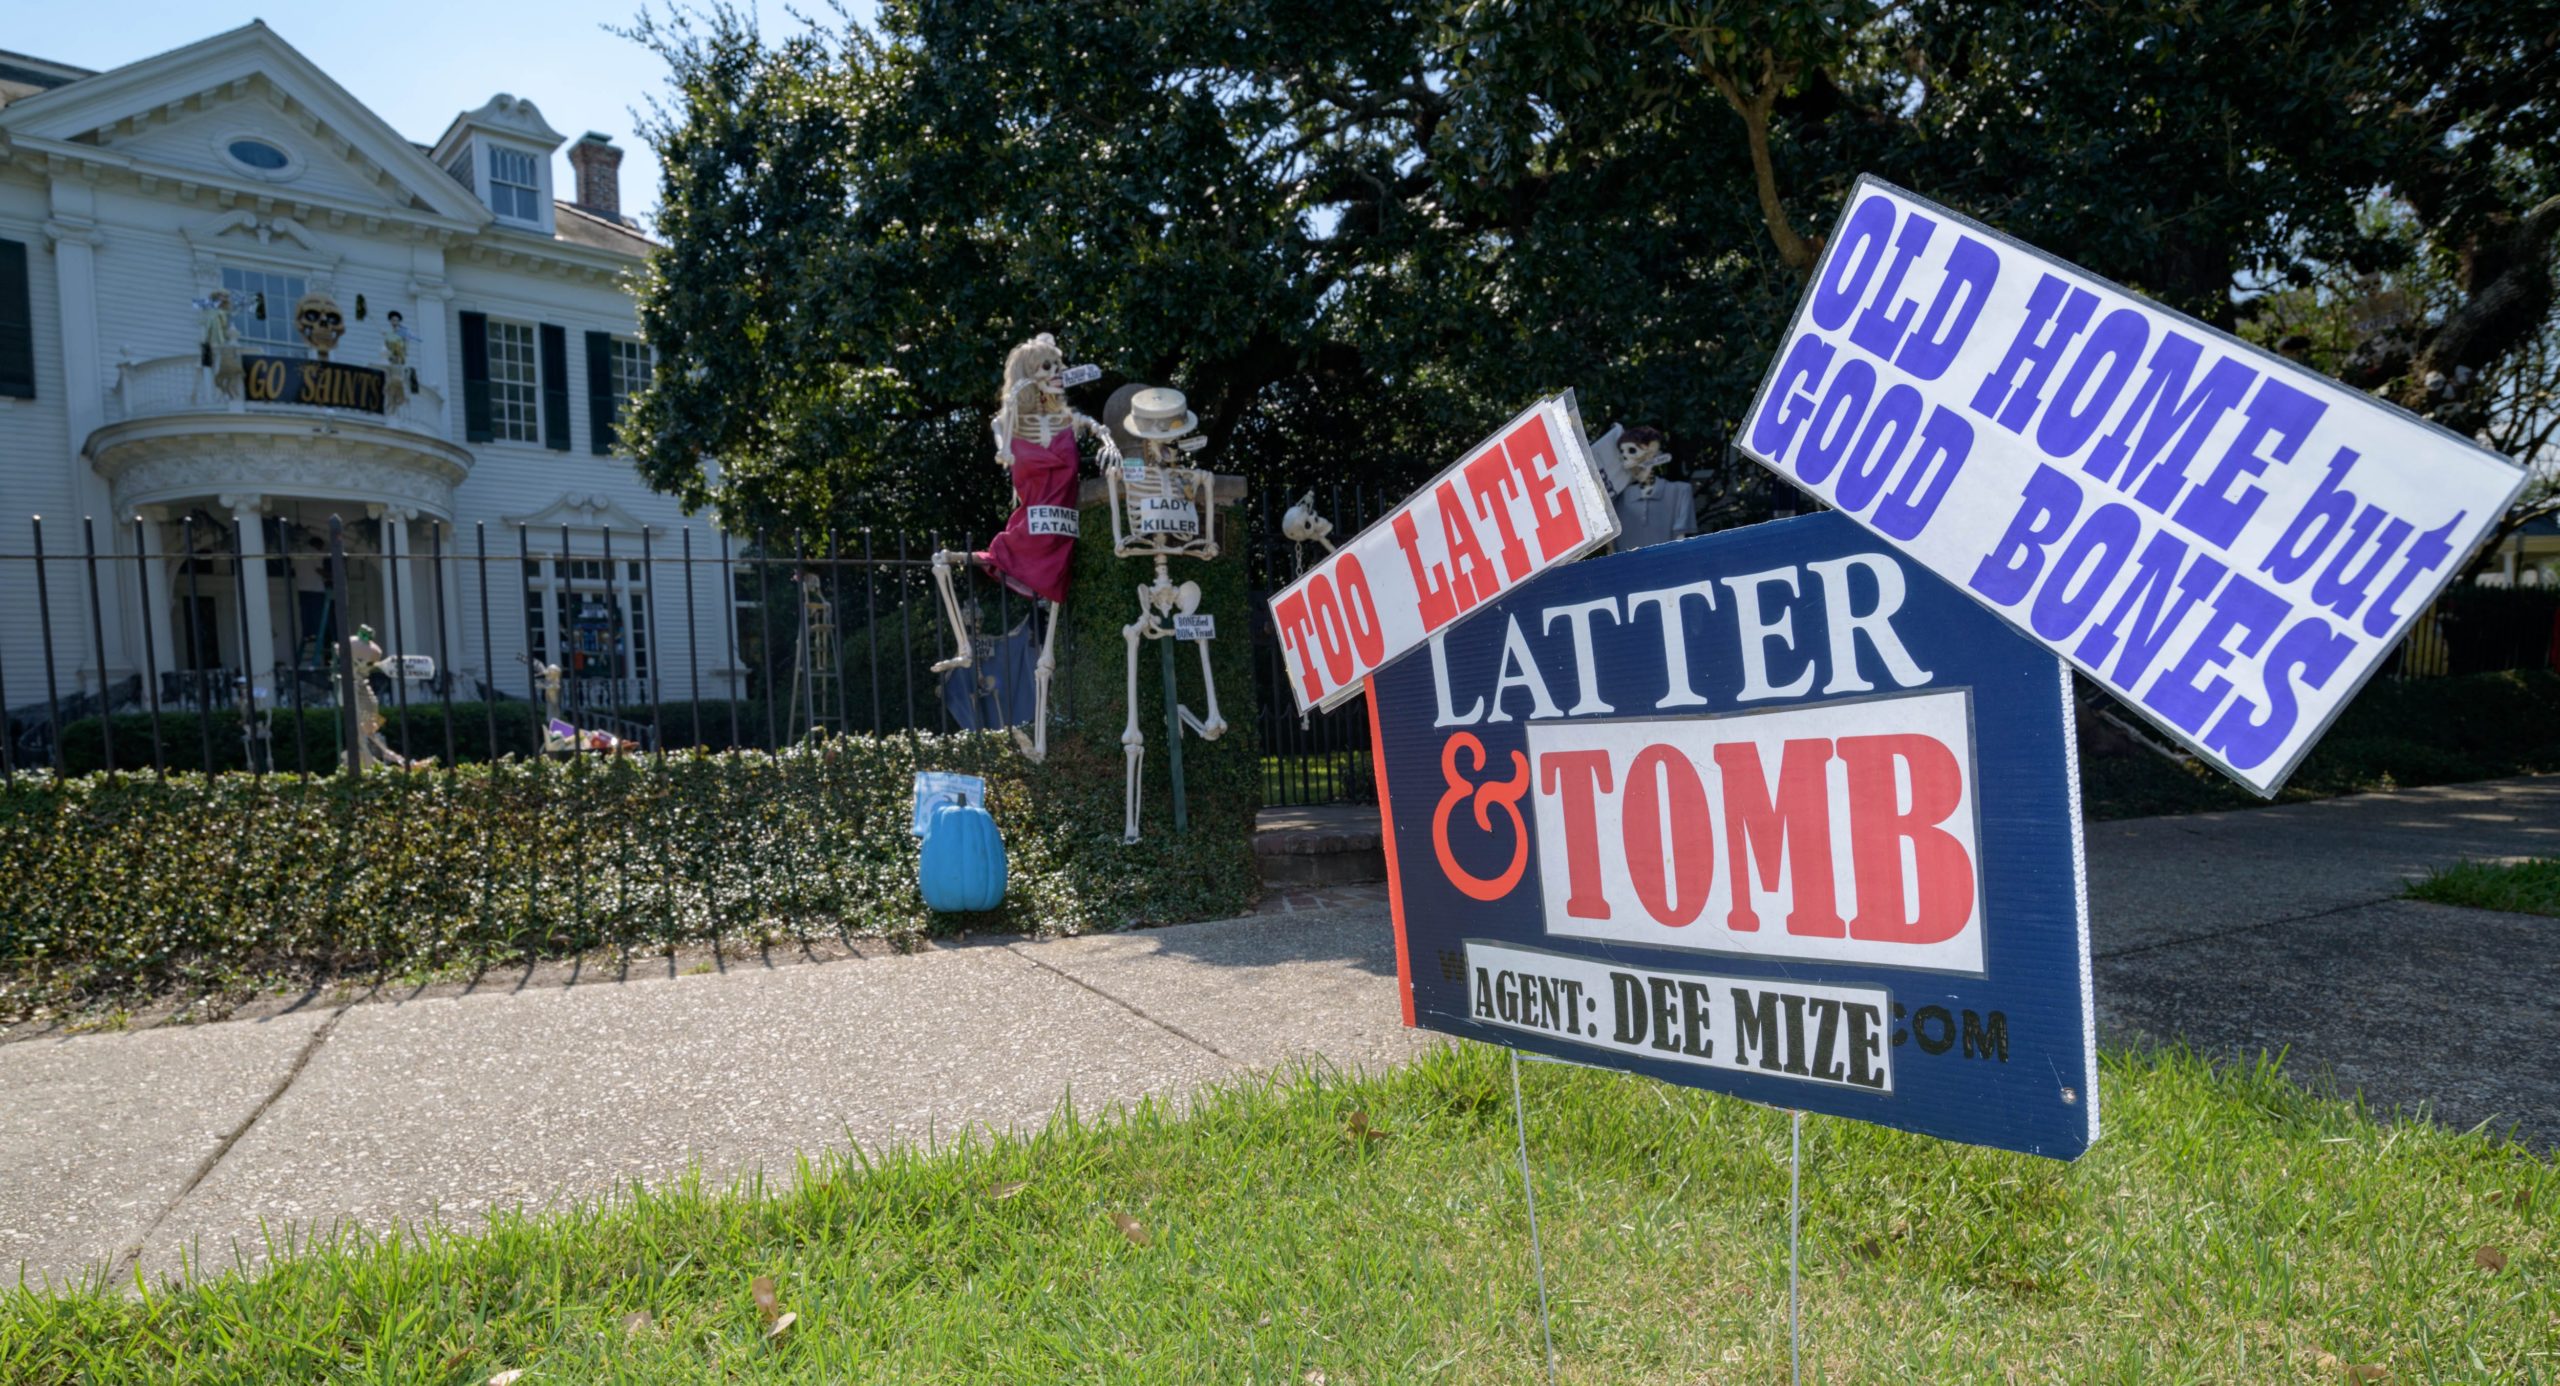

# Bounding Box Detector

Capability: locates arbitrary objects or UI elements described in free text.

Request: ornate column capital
[41,218,104,251]
[218,492,267,517]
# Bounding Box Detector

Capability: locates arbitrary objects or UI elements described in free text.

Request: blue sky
[9,2,867,232]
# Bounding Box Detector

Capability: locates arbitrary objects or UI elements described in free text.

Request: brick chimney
[567,132,623,222]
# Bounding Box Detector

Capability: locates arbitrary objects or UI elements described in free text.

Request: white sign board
[1172,613,1215,642]
[1268,392,1619,712]
[911,771,987,837]
[1739,176,2526,795]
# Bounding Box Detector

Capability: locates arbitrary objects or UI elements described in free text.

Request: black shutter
[539,323,571,452]
[0,239,34,401]
[459,310,492,442]
[585,330,616,455]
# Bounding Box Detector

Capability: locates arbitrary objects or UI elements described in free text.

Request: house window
[522,583,552,668]
[488,146,542,223]
[605,337,652,412]
[485,319,540,442]
[222,266,306,358]
[521,555,650,686]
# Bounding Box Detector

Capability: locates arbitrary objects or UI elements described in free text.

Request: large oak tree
[622,1,2557,541]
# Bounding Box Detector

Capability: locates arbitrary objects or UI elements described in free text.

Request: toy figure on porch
[533,659,641,755]
[1103,385,1227,844]
[344,625,431,769]
[928,332,1119,762]
[382,310,418,412]
[193,289,243,400]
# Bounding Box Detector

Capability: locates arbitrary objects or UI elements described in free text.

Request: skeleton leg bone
[1013,597,1062,763]
[1121,598,1147,845]
[928,549,976,673]
[1178,635,1228,740]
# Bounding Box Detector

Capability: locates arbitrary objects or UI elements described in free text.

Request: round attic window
[228,139,289,170]
[214,133,302,181]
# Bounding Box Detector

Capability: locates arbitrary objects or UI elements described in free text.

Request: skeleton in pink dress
[929,333,1117,761]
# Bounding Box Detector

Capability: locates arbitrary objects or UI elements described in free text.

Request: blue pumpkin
[919,795,1007,912]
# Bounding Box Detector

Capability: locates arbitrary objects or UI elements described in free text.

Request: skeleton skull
[294,292,346,359]
[1618,428,1667,487]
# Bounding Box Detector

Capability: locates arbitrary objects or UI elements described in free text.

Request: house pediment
[0,23,490,227]
[505,491,661,536]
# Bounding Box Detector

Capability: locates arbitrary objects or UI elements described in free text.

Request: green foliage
[51,702,550,777]
[2408,857,2560,918]
[2078,670,2560,820]
[4,1044,2552,1379]
[625,1,2558,545]
[0,721,1259,1025]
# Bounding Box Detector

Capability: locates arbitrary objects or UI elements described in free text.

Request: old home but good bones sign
[1738,177,2526,796]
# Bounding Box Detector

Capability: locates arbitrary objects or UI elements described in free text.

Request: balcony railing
[107,352,450,438]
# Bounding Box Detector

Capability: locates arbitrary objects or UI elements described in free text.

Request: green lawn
[5,1044,2550,1384]
[2409,858,2560,918]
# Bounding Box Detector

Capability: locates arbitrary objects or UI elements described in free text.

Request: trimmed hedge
[0,730,1249,1023]
[54,702,551,777]
[2078,669,2560,819]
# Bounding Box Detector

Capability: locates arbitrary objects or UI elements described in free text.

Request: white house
[0,22,738,747]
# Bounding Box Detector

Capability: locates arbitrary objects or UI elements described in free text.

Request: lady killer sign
[1366,513,2097,1159]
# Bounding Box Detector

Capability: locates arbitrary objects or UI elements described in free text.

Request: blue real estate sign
[1367,511,2097,1159]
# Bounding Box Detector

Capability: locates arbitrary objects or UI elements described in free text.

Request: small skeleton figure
[1607,426,1695,550]
[929,332,1119,762]
[194,290,244,400]
[294,291,347,360]
[382,310,418,412]
[1105,385,1227,844]
[345,625,429,769]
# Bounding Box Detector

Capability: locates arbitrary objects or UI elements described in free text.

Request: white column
[134,507,175,699]
[434,517,468,681]
[375,505,423,656]
[407,257,454,436]
[44,194,133,679]
[223,494,277,693]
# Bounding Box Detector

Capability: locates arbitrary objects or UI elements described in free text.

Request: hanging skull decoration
[294,291,347,360]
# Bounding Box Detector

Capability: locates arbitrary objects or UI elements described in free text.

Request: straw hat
[1124,386,1198,441]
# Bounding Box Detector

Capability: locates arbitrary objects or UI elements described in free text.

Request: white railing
[107,352,450,438]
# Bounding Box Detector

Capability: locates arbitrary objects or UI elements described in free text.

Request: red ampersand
[1431,731,1532,901]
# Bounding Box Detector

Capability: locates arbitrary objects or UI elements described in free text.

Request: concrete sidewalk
[5,776,2554,1287]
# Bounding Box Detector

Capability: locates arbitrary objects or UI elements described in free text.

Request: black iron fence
[1243,482,1397,807]
[21,504,2536,793]
[0,513,1040,780]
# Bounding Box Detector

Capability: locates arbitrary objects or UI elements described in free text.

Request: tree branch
[1684,38,1814,273]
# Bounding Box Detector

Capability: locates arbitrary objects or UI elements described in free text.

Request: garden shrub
[54,702,550,777]
[2077,670,2560,819]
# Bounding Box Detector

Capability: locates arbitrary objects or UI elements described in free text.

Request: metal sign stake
[1789,1108,1804,1386]
[1508,1048,1558,1386]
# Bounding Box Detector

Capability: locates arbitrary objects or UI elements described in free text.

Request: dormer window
[432,94,564,234]
[488,147,543,223]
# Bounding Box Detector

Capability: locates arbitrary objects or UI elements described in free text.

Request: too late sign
[1270,393,1619,713]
